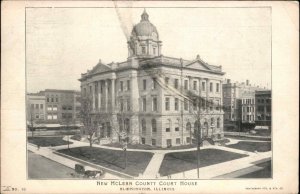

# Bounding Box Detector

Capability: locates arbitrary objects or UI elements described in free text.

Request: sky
[26,6,271,93]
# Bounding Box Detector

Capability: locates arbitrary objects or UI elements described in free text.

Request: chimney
[227,79,231,84]
[246,80,249,86]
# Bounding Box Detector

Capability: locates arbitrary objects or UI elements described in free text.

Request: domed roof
[131,9,159,37]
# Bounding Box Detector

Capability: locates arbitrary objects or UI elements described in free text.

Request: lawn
[238,160,272,178]
[105,142,196,150]
[58,146,153,177]
[159,149,248,176]
[28,136,73,147]
[227,141,271,152]
[225,135,271,141]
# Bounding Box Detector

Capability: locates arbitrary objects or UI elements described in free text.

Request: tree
[28,105,35,137]
[80,96,98,147]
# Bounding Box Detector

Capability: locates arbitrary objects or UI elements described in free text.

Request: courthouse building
[79,10,225,147]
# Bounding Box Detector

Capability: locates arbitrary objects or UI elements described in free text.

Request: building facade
[255,90,271,129]
[27,89,81,125]
[223,79,266,131]
[27,94,46,125]
[80,10,225,147]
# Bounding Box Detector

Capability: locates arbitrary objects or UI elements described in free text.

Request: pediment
[90,63,111,74]
[185,60,211,71]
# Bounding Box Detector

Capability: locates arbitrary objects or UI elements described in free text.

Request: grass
[227,141,271,152]
[28,136,73,147]
[238,160,272,178]
[57,146,153,177]
[159,148,248,176]
[104,142,197,150]
[225,135,271,141]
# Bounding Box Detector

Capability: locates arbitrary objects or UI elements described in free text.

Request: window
[175,127,179,132]
[51,98,54,102]
[127,99,130,111]
[142,46,146,54]
[186,122,191,131]
[209,100,213,111]
[202,82,206,91]
[152,97,157,111]
[47,115,52,120]
[89,86,92,93]
[165,77,169,85]
[210,82,213,92]
[30,104,34,109]
[215,100,220,110]
[35,114,39,119]
[211,118,215,126]
[166,119,171,132]
[141,138,145,144]
[47,97,50,102]
[174,98,179,111]
[56,97,58,102]
[127,80,130,91]
[184,80,188,90]
[53,105,57,111]
[176,138,180,144]
[35,104,39,109]
[142,97,146,111]
[120,99,124,111]
[247,107,250,112]
[166,139,172,147]
[217,118,220,128]
[186,137,191,144]
[142,119,146,134]
[143,79,147,90]
[193,99,197,110]
[193,81,197,90]
[152,139,156,146]
[184,99,188,111]
[152,78,157,89]
[40,104,43,109]
[153,48,156,55]
[216,83,220,92]
[201,99,206,109]
[152,119,157,132]
[165,97,170,111]
[47,105,52,111]
[174,79,179,89]
[120,81,123,92]
[52,114,57,120]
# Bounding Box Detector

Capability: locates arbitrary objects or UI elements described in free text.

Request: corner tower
[128,9,162,58]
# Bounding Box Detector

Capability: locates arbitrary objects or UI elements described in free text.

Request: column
[92,82,96,110]
[111,78,115,113]
[98,81,101,110]
[206,78,209,113]
[220,80,222,113]
[105,80,108,112]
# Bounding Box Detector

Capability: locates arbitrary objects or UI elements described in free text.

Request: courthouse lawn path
[159,148,248,176]
[28,136,73,147]
[58,146,153,177]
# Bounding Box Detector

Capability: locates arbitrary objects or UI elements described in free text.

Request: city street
[28,151,75,179]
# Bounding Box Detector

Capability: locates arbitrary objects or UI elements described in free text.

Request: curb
[54,151,134,179]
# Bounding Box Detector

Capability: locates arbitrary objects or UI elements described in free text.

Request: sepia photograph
[1,1,298,193]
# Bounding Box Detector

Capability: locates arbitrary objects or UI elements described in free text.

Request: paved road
[28,151,75,179]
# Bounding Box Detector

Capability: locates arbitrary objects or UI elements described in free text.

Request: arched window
[124,118,130,134]
[217,118,220,128]
[186,122,191,131]
[152,119,157,133]
[211,118,215,126]
[142,119,146,134]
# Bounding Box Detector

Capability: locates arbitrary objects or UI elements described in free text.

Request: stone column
[98,81,101,110]
[92,82,96,110]
[111,78,115,113]
[104,80,108,112]
[206,78,209,113]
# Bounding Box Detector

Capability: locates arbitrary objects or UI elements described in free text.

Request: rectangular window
[165,97,170,111]
[202,82,206,91]
[174,98,179,111]
[166,139,172,146]
[52,114,57,120]
[176,138,180,144]
[165,77,169,85]
[166,127,170,132]
[152,78,157,89]
[186,137,191,144]
[35,104,39,109]
[47,97,50,102]
[174,79,179,89]
[184,99,188,111]
[152,97,157,111]
[141,138,145,144]
[184,80,188,90]
[216,83,220,92]
[127,99,130,111]
[142,98,146,112]
[193,81,197,90]
[152,139,156,146]
[120,81,123,92]
[153,48,156,55]
[47,105,52,111]
[142,46,146,54]
[175,127,179,132]
[40,104,43,109]
[193,99,197,110]
[127,80,130,91]
[35,114,39,119]
[216,100,220,110]
[120,99,124,111]
[53,105,57,111]
[143,79,147,90]
[47,115,52,120]
[210,82,213,92]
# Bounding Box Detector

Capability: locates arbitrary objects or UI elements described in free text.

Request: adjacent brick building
[255,90,271,129]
